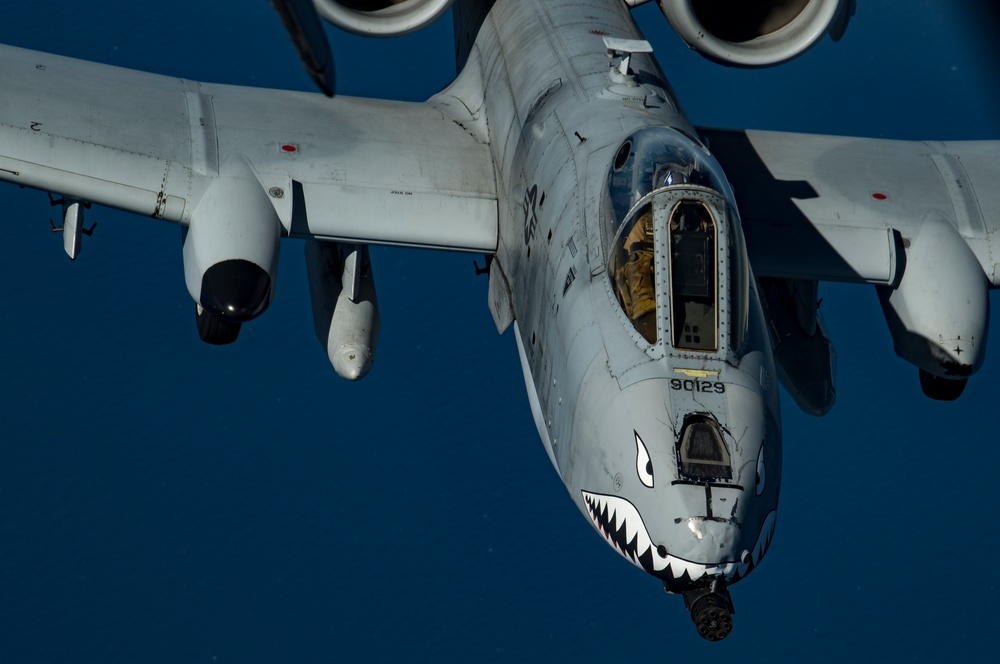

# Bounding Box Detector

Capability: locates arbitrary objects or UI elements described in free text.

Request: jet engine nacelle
[312,0,454,36]
[305,239,381,381]
[656,0,854,67]
[878,213,989,400]
[182,156,281,325]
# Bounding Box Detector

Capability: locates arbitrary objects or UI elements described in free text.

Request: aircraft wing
[0,43,497,252]
[700,128,1000,287]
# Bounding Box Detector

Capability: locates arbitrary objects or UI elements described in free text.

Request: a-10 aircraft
[1,0,998,641]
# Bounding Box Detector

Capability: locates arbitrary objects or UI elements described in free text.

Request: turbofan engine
[656,0,855,67]
[270,0,454,95]
[182,156,282,345]
[877,212,989,401]
[313,0,454,36]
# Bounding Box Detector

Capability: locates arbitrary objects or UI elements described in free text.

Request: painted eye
[755,441,766,496]
[635,431,654,488]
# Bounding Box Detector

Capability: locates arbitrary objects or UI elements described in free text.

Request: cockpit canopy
[607,127,729,227]
[604,127,749,355]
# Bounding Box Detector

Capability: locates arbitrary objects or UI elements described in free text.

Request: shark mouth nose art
[582,491,776,586]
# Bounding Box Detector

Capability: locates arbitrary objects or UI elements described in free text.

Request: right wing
[0,43,497,252]
[700,127,1000,287]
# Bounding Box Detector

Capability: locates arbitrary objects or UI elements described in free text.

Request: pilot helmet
[655,164,689,188]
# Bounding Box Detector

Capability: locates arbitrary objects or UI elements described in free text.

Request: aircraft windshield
[605,127,749,355]
[669,200,717,351]
[607,127,728,236]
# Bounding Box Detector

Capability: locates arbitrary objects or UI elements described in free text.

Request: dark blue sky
[1,2,999,661]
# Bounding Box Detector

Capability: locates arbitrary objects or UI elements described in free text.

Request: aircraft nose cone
[684,518,741,561]
[332,343,373,381]
[200,259,273,322]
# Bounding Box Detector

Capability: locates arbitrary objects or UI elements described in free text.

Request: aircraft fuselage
[447,0,783,610]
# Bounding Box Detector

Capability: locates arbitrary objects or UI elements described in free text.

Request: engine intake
[656,0,854,67]
[182,156,281,326]
[313,0,454,36]
[200,259,273,321]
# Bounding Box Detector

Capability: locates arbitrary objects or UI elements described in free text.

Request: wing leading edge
[0,43,498,253]
[701,127,1000,287]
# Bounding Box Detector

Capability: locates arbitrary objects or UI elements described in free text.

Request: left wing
[0,43,497,253]
[700,127,1000,287]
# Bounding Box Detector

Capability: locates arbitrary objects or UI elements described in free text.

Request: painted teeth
[584,491,653,565]
[581,491,777,585]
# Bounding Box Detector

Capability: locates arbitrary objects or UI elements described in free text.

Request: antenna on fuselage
[602,37,653,79]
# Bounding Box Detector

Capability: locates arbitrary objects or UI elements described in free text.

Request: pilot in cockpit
[622,163,708,251]
[657,166,689,188]
[617,206,656,341]
[613,160,718,344]
[614,166,690,340]
[655,162,713,191]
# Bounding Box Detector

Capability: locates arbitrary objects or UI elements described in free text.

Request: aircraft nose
[682,518,741,561]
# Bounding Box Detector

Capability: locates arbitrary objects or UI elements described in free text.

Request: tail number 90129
[670,379,726,394]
